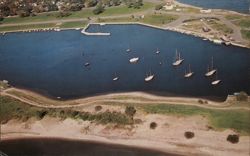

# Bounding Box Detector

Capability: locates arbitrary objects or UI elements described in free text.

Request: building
[163,0,174,10]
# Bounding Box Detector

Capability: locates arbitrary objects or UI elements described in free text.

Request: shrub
[150,122,157,129]
[57,11,72,18]
[198,99,203,104]
[95,105,102,111]
[125,106,136,118]
[93,4,105,15]
[184,131,195,139]
[155,4,163,10]
[236,91,248,101]
[227,134,239,144]
[134,118,143,124]
[37,110,48,120]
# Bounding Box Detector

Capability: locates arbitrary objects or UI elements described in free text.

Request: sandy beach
[1,107,250,156]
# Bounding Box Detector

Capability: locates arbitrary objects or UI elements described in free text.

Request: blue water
[0,138,174,156]
[177,0,250,14]
[0,24,249,100]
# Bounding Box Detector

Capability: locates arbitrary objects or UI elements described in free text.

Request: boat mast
[211,56,214,70]
[189,64,191,73]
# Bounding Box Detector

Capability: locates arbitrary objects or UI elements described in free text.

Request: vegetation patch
[0,23,57,32]
[184,131,195,139]
[241,29,250,40]
[143,104,250,135]
[150,122,157,129]
[0,96,133,125]
[227,134,239,144]
[206,19,233,34]
[141,14,178,26]
[60,21,87,28]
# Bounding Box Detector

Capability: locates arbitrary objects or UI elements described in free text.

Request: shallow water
[0,138,178,156]
[177,0,250,14]
[0,24,249,100]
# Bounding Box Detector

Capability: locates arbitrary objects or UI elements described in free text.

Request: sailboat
[184,64,194,78]
[84,62,90,67]
[156,48,160,54]
[129,57,139,63]
[205,57,216,77]
[113,73,119,81]
[211,71,221,85]
[172,50,184,66]
[145,71,154,82]
[126,45,131,52]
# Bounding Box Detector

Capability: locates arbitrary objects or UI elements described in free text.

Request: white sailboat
[172,50,184,66]
[145,71,154,82]
[129,57,139,63]
[184,64,194,78]
[156,48,160,54]
[211,71,221,85]
[126,45,131,52]
[113,73,119,81]
[205,57,216,77]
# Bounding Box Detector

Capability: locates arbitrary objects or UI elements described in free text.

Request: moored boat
[156,48,160,54]
[172,50,184,66]
[129,57,139,63]
[145,71,154,82]
[205,57,216,77]
[211,71,221,85]
[184,64,194,78]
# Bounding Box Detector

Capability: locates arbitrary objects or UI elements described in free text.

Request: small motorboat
[129,57,139,63]
[211,71,221,85]
[113,73,119,81]
[156,48,160,54]
[84,62,90,67]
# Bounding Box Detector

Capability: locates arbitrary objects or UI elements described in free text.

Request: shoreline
[1,22,249,49]
[1,114,250,156]
[0,136,182,156]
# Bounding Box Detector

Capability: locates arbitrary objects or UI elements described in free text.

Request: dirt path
[1,88,249,111]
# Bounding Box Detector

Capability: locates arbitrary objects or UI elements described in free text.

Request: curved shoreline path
[1,88,249,111]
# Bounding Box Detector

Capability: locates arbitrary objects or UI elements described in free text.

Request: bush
[134,118,143,124]
[93,4,105,15]
[155,4,163,10]
[198,99,204,104]
[125,106,136,118]
[57,11,72,18]
[227,134,239,144]
[37,110,48,120]
[150,122,157,129]
[95,105,102,111]
[184,131,195,139]
[236,91,248,101]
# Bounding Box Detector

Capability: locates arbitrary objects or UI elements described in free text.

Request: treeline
[0,0,144,18]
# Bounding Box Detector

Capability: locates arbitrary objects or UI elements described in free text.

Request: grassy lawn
[0,96,132,125]
[206,19,233,34]
[0,23,57,32]
[0,2,155,25]
[143,104,250,135]
[94,13,179,26]
[141,14,178,26]
[59,21,87,28]
[235,19,250,29]
[241,29,250,40]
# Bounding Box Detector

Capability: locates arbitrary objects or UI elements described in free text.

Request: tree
[85,0,98,7]
[155,4,163,10]
[125,106,136,118]
[236,91,248,101]
[93,3,104,15]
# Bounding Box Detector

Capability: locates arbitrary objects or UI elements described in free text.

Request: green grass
[235,19,250,29]
[141,14,178,26]
[0,2,155,25]
[0,23,57,32]
[225,14,243,20]
[0,96,43,122]
[59,21,87,28]
[142,104,250,135]
[206,20,233,34]
[0,96,132,125]
[241,29,250,40]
